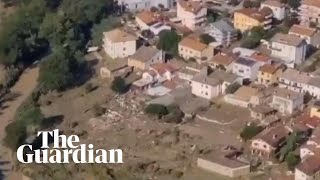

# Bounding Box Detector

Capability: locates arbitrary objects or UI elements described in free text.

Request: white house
[103,28,137,59]
[289,24,318,47]
[206,19,238,46]
[118,0,175,12]
[270,33,307,68]
[260,0,286,21]
[191,70,242,100]
[270,88,304,115]
[177,0,207,30]
[279,68,320,99]
[232,57,260,81]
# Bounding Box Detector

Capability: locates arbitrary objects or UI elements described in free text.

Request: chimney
[273,134,278,139]
[287,94,290,98]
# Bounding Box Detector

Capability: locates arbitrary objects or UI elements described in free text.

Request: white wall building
[177,0,207,30]
[260,0,286,21]
[295,155,320,180]
[270,88,304,115]
[118,0,175,11]
[270,33,307,68]
[232,57,260,81]
[299,0,320,26]
[103,28,137,59]
[206,19,238,46]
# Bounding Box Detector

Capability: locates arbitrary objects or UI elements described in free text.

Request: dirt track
[0,67,39,180]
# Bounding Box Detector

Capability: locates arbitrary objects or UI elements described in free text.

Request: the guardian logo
[17,129,123,164]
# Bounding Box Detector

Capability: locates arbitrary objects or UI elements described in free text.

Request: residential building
[103,28,137,59]
[232,47,257,57]
[206,19,238,46]
[128,46,164,70]
[209,53,235,72]
[233,7,273,32]
[224,86,259,108]
[177,0,207,30]
[299,0,320,26]
[270,88,304,115]
[247,52,272,65]
[295,155,320,180]
[300,127,320,160]
[197,146,250,178]
[179,37,213,61]
[132,63,178,92]
[257,63,283,86]
[191,70,242,99]
[117,0,175,12]
[270,33,307,67]
[250,86,274,106]
[250,105,276,120]
[279,68,320,98]
[232,57,260,81]
[177,62,207,82]
[251,125,289,159]
[260,0,286,21]
[289,24,320,47]
[100,58,131,79]
[135,11,158,30]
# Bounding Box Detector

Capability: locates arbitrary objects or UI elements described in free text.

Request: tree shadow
[73,59,98,87]
[2,92,21,102]
[40,115,64,129]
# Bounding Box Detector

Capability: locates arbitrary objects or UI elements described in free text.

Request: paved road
[0,67,39,180]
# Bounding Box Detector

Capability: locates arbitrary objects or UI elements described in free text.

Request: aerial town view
[1,0,320,179]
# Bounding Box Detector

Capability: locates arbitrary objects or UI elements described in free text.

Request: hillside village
[95,0,320,179]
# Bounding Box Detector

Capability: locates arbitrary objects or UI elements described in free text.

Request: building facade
[232,57,260,81]
[270,88,304,115]
[179,37,213,61]
[177,0,207,30]
[103,29,137,59]
[260,0,286,21]
[299,0,320,26]
[128,46,164,70]
[257,64,283,86]
[118,0,175,12]
[206,19,238,46]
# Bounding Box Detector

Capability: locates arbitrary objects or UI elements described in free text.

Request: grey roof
[273,88,303,100]
[130,46,161,62]
[210,70,239,83]
[271,33,305,47]
[192,74,220,86]
[280,68,311,84]
[235,57,257,67]
[211,19,237,35]
[308,77,320,88]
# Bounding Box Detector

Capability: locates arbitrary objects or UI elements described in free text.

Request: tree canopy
[157,30,181,56]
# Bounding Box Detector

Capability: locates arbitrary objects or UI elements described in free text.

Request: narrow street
[0,67,39,180]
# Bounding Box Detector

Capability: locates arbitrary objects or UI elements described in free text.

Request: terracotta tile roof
[273,87,303,100]
[271,33,305,47]
[262,0,285,7]
[136,11,158,25]
[179,37,208,51]
[255,125,289,148]
[211,53,235,66]
[249,52,272,63]
[289,24,317,37]
[235,7,272,22]
[150,63,178,75]
[301,0,320,7]
[163,80,177,90]
[296,155,320,176]
[259,63,281,74]
[298,112,320,128]
[178,0,204,14]
[104,28,137,43]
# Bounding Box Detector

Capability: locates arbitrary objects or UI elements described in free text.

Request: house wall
[177,3,207,30]
[299,3,320,26]
[118,0,175,11]
[232,62,259,81]
[295,168,320,180]
[233,13,261,32]
[197,158,250,178]
[257,69,282,86]
[261,4,285,20]
[271,42,306,67]
[224,94,250,108]
[191,81,220,99]
[128,50,164,70]
[179,44,203,60]
[201,46,214,61]
[103,38,136,59]
[270,95,303,115]
[300,147,315,160]
[251,139,273,154]
[207,26,237,46]
[135,17,150,30]
[310,107,320,118]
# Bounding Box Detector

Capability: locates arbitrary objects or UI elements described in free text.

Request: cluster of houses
[99,0,320,179]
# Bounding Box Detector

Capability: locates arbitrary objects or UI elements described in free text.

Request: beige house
[128,46,164,71]
[251,125,289,159]
[177,0,207,30]
[197,147,250,178]
[179,37,213,62]
[209,53,235,72]
[257,63,283,86]
[289,24,319,47]
[295,155,320,180]
[299,0,320,26]
[103,28,137,59]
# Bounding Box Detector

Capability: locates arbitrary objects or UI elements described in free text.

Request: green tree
[4,121,26,151]
[285,152,300,170]
[240,123,264,141]
[279,132,305,161]
[241,26,266,49]
[288,0,301,9]
[145,104,169,118]
[91,17,121,46]
[111,76,128,94]
[164,105,184,123]
[157,30,181,55]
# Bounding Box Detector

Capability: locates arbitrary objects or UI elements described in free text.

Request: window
[205,85,208,89]
[205,92,208,95]
[263,145,267,148]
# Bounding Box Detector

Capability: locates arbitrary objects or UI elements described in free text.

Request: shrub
[285,152,300,171]
[111,77,128,94]
[145,104,169,118]
[164,105,184,123]
[240,123,264,141]
[4,121,27,151]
